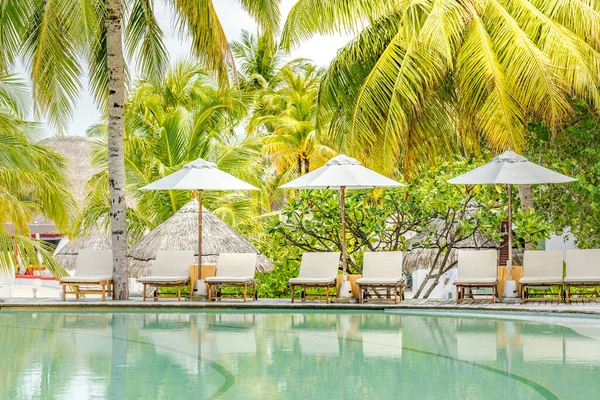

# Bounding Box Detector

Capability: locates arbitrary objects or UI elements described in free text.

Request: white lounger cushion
[565,249,600,283]
[60,249,113,283]
[205,253,257,283]
[356,252,403,286]
[138,250,195,283]
[289,252,340,285]
[520,250,563,285]
[455,250,498,284]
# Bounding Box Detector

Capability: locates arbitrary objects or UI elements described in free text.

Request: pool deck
[2,297,600,315]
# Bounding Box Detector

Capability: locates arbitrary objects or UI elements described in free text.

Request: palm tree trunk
[297,157,303,176]
[106,0,128,300]
[518,184,535,250]
[304,158,310,174]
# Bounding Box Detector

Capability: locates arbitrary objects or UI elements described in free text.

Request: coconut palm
[251,63,336,176]
[282,0,600,177]
[79,62,262,241]
[0,74,76,275]
[0,0,281,298]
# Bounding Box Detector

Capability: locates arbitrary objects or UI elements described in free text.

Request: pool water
[1,310,600,399]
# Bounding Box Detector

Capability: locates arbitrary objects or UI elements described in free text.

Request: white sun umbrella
[448,150,575,267]
[280,154,404,275]
[141,158,258,277]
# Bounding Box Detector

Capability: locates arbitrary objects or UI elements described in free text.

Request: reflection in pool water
[1,310,600,399]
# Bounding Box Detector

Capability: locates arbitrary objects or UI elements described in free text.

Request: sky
[35,0,353,138]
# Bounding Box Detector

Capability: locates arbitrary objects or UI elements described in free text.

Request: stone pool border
[2,298,600,316]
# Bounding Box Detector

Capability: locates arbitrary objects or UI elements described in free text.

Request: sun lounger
[138,250,195,301]
[455,250,498,304]
[356,251,404,303]
[519,250,563,303]
[60,249,113,301]
[564,249,600,304]
[289,252,340,303]
[205,253,258,302]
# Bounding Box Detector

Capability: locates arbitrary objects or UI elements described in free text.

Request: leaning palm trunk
[105,0,128,299]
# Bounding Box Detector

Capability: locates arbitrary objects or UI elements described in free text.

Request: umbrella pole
[197,190,203,280]
[341,186,347,276]
[508,185,513,269]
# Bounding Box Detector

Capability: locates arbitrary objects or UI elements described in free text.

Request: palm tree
[282,0,600,177]
[1,0,281,298]
[231,30,287,91]
[79,61,262,240]
[251,64,336,176]
[0,73,76,275]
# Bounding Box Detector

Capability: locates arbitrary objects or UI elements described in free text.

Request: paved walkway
[3,296,600,315]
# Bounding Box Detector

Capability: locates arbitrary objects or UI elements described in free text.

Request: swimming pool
[1,310,599,399]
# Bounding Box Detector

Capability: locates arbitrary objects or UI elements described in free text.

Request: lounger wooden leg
[143,283,146,302]
[326,285,330,304]
[243,284,247,303]
[177,285,181,302]
[154,287,158,301]
[291,285,295,303]
[558,285,562,304]
[102,284,106,301]
[253,284,257,301]
[208,283,212,302]
[75,285,80,299]
[62,284,66,301]
[566,284,570,304]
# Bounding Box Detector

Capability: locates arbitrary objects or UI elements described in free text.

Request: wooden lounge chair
[289,252,340,303]
[356,251,404,303]
[138,250,195,302]
[564,249,600,304]
[205,253,258,302]
[520,250,563,303]
[60,249,113,301]
[455,250,498,304]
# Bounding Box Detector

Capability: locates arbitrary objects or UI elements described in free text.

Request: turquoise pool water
[1,310,600,399]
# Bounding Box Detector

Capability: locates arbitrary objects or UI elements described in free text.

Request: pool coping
[3,298,600,316]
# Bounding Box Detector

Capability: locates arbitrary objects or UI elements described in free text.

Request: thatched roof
[403,217,499,271]
[39,136,97,205]
[29,136,97,231]
[127,200,273,277]
[55,227,112,271]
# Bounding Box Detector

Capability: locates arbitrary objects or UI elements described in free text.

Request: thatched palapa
[403,217,525,271]
[127,200,273,277]
[403,217,499,272]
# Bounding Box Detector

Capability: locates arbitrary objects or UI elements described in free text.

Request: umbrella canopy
[141,158,259,281]
[448,150,575,185]
[280,154,404,277]
[280,154,404,190]
[127,200,273,277]
[142,158,259,191]
[448,150,575,267]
